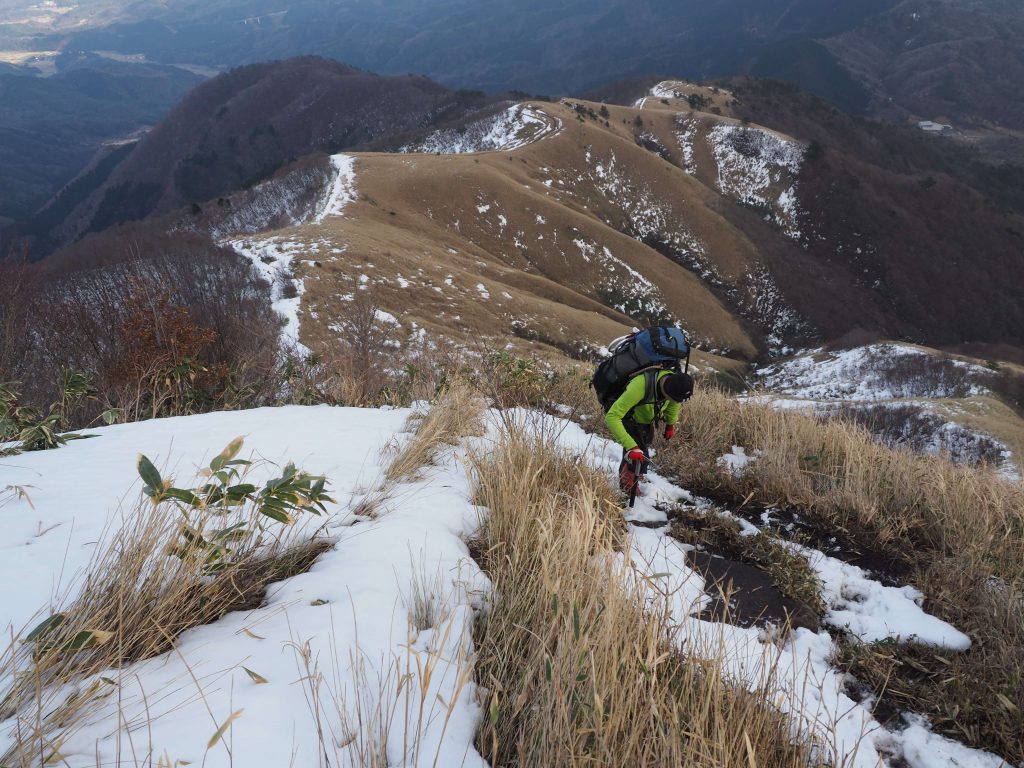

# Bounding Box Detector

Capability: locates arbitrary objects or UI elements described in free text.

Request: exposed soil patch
[664,502,823,631]
[841,674,904,730]
[688,550,819,631]
[731,503,913,585]
[684,487,914,584]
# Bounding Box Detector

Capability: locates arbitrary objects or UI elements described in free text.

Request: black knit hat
[661,372,694,403]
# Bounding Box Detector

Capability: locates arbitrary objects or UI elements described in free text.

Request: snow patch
[402,105,562,154]
[793,543,972,648]
[707,124,804,238]
[716,445,760,476]
[228,237,307,353]
[314,154,358,223]
[759,344,987,402]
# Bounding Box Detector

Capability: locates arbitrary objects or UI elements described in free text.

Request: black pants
[618,418,655,477]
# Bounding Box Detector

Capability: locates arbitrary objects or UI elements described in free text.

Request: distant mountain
[825,0,1024,128]
[0,56,201,222]
[44,0,891,95]
[5,0,1023,239]
[15,57,495,256]
[13,0,1017,132]
[715,78,1024,348]
[55,81,1024,363]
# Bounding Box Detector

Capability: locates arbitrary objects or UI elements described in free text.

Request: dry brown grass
[289,101,764,363]
[663,388,1024,559]
[291,611,477,768]
[0,484,328,766]
[658,387,1024,760]
[384,381,483,485]
[837,568,1024,758]
[350,381,485,521]
[468,418,814,767]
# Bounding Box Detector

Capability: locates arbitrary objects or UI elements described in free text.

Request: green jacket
[605,370,682,450]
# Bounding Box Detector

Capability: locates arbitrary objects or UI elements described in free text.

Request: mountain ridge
[47,79,1024,368]
[12,57,497,256]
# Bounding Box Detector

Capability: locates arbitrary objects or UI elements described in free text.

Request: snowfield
[1,406,489,767]
[0,405,1013,767]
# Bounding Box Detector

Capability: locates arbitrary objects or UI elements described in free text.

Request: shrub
[0,376,94,455]
[687,93,710,110]
[1,249,283,425]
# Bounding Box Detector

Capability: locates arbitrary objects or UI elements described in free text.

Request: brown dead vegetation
[657,387,1024,761]
[469,418,814,767]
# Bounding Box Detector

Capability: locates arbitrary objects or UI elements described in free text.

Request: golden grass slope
[233,98,812,364]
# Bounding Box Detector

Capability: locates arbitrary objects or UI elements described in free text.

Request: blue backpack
[591,326,690,411]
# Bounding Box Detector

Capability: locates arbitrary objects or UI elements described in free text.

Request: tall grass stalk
[469,417,814,767]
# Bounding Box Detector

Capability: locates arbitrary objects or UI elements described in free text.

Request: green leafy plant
[0,374,95,455]
[56,368,96,429]
[137,437,333,574]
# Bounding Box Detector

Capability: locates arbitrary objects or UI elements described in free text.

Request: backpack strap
[625,369,665,422]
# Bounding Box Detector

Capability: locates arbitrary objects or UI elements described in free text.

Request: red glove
[664,425,676,440]
[626,447,645,463]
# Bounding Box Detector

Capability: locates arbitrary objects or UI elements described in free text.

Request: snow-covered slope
[401,104,562,154]
[222,153,360,352]
[1,404,1012,767]
[759,344,988,402]
[705,124,805,239]
[756,344,1021,478]
[0,406,488,767]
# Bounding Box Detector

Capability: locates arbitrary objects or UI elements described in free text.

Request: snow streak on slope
[402,104,562,154]
[707,124,805,238]
[222,154,358,353]
[573,237,670,322]
[228,236,307,351]
[314,153,358,222]
[576,145,807,353]
[675,116,699,174]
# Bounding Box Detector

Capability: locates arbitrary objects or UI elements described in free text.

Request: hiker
[590,325,693,503]
[606,369,693,495]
